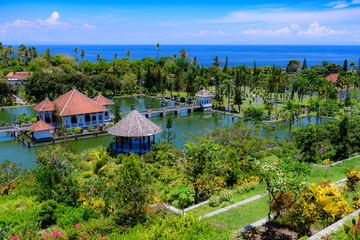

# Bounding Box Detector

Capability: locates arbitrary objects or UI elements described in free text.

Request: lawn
[205,196,269,231]
[204,156,360,232]
[188,183,267,218]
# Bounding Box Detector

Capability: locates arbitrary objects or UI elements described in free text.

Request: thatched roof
[108,110,162,137]
[196,88,215,98]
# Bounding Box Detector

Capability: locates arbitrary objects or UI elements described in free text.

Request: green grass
[308,157,360,184]
[205,157,360,232]
[205,196,269,231]
[188,183,266,218]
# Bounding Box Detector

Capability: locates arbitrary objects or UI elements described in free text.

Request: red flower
[12,237,19,240]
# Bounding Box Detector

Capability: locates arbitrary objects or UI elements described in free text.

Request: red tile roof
[33,98,55,112]
[29,120,54,132]
[92,94,114,106]
[54,89,108,116]
[6,72,32,80]
[325,73,339,83]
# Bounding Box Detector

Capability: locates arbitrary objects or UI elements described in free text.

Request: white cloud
[291,24,301,31]
[214,30,230,36]
[0,12,70,34]
[83,23,101,30]
[205,7,360,25]
[326,1,350,8]
[242,27,291,36]
[298,21,348,36]
[352,0,360,3]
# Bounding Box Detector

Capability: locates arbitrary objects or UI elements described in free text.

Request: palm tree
[195,76,207,91]
[221,79,235,112]
[96,54,101,62]
[280,100,299,142]
[156,43,160,59]
[73,47,78,61]
[125,50,131,59]
[80,49,85,59]
[113,53,118,59]
[292,77,309,103]
[173,53,177,58]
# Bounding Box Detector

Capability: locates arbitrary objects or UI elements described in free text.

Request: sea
[14,45,360,68]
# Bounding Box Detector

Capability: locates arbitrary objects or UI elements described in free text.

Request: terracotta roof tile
[29,120,54,132]
[54,89,108,116]
[325,73,339,83]
[33,98,55,112]
[6,72,32,80]
[92,94,114,106]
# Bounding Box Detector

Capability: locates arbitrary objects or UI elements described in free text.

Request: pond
[0,96,327,169]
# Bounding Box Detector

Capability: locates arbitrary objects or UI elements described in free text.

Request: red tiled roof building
[6,72,32,85]
[33,88,113,129]
[325,73,339,84]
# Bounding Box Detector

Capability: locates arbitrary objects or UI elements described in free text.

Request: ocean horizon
[11,44,360,68]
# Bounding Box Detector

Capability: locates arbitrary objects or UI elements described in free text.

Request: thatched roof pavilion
[108,110,162,154]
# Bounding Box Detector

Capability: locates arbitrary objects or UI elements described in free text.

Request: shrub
[285,180,352,236]
[88,126,94,131]
[346,170,360,190]
[31,118,37,123]
[66,128,73,132]
[209,195,221,207]
[74,127,81,134]
[38,200,58,229]
[219,190,232,202]
[82,171,94,178]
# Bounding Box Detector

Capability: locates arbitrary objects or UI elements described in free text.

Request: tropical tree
[125,50,131,59]
[292,77,309,103]
[221,79,235,112]
[73,47,78,61]
[80,49,85,59]
[195,76,207,91]
[156,43,160,59]
[180,49,188,59]
[96,54,101,62]
[280,100,300,142]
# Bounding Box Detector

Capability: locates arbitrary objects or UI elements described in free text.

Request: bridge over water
[123,104,202,118]
[0,124,31,134]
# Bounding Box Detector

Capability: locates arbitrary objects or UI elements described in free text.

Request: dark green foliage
[38,200,58,229]
[294,124,319,163]
[243,106,265,123]
[114,102,121,123]
[161,117,176,145]
[335,116,352,160]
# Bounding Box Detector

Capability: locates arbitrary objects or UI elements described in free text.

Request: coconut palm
[280,100,299,142]
[80,49,85,59]
[292,77,309,103]
[221,79,235,112]
[73,47,78,61]
[125,50,131,59]
[156,43,160,59]
[195,76,207,91]
[96,54,101,62]
[113,53,118,59]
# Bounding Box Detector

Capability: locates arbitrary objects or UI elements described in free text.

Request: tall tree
[221,79,235,112]
[302,58,308,70]
[80,49,85,59]
[156,43,160,59]
[96,54,101,62]
[280,100,299,142]
[73,47,78,61]
[343,59,348,72]
[125,50,131,59]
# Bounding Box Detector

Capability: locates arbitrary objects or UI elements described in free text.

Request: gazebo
[108,110,162,154]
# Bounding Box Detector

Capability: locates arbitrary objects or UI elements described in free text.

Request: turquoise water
[0,96,324,169]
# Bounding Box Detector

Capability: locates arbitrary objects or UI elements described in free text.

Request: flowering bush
[346,170,360,190]
[285,180,352,236]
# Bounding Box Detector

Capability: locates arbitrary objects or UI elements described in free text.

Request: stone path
[309,209,360,239]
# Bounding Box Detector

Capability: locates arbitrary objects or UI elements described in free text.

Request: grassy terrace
[188,156,360,232]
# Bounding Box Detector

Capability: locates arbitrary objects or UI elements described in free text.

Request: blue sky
[1,0,360,45]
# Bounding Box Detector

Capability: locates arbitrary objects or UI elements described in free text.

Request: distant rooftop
[325,73,339,83]
[6,72,32,80]
[196,88,215,98]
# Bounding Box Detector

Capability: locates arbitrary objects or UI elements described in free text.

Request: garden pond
[0,96,327,169]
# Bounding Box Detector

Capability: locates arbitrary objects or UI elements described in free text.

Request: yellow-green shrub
[346,170,360,190]
[285,180,352,236]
